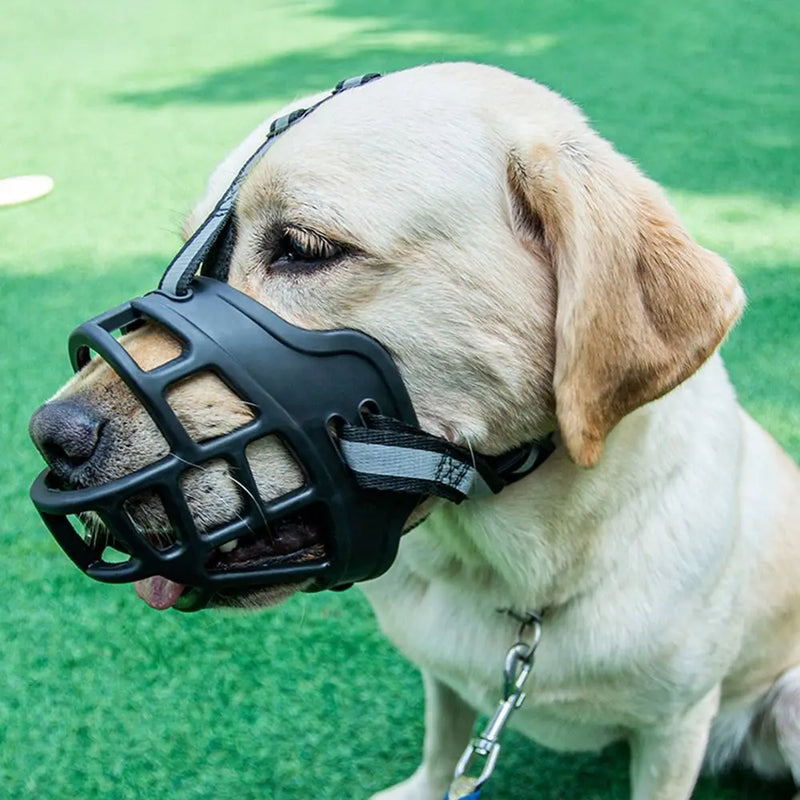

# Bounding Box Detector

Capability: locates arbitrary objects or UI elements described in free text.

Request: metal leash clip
[445,612,542,799]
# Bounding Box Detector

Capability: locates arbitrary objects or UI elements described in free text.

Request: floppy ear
[509,137,745,467]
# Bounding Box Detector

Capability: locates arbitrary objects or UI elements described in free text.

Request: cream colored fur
[55,64,800,799]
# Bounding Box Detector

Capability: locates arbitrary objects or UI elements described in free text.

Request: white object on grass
[0,175,54,207]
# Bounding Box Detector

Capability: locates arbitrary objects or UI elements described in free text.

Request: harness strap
[339,414,554,502]
[158,73,381,296]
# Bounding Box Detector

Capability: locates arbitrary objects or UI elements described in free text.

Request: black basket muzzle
[29,72,555,609]
[29,277,419,596]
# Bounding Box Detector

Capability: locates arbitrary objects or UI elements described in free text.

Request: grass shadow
[113,0,799,202]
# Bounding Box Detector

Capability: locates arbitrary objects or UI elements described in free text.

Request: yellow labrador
[34,64,800,799]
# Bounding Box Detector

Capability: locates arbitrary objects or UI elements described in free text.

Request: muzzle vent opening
[165,370,256,444]
[178,456,252,545]
[121,320,186,372]
[245,434,307,502]
[76,316,187,375]
[122,493,177,552]
[71,512,136,572]
[99,542,132,565]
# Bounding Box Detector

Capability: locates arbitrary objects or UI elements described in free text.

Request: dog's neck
[374,354,739,613]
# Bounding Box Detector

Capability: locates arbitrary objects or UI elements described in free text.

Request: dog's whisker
[169,452,271,539]
[172,454,204,470]
[225,473,271,535]
[464,435,477,470]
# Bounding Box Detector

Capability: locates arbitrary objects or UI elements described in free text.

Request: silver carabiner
[503,614,541,700]
[448,610,542,800]
[503,642,535,701]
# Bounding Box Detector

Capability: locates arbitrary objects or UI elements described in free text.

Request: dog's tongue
[135,576,185,610]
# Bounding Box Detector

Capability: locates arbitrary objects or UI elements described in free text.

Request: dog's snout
[29,400,105,481]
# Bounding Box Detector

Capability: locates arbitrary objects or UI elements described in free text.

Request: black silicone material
[29,73,407,605]
[30,278,420,593]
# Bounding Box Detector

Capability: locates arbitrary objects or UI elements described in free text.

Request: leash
[444,611,542,800]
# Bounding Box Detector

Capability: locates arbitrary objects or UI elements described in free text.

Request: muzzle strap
[339,415,554,503]
[158,72,382,296]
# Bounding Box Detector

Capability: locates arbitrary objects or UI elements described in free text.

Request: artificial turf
[1,0,798,798]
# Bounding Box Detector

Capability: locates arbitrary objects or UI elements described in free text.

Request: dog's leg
[770,669,800,800]
[629,687,720,800]
[736,665,800,798]
[369,671,476,800]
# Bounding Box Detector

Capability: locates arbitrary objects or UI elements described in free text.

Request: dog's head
[30,63,744,609]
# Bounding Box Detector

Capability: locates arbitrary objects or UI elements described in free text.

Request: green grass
[1,1,798,798]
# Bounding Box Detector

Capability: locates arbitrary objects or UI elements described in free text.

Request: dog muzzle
[29,74,554,610]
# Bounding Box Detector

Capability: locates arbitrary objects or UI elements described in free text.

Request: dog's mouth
[84,510,326,611]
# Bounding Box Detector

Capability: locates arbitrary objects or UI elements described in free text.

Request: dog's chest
[361,542,634,752]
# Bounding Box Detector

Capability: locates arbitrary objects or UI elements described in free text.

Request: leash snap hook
[501,611,541,700]
[451,737,501,796]
[503,642,535,702]
[447,611,542,800]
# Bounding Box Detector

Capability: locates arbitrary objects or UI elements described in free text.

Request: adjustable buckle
[469,434,555,498]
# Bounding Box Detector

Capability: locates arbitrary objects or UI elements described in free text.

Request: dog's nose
[29,400,105,482]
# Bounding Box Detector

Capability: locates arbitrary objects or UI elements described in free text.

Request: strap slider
[334,73,382,93]
[269,107,308,137]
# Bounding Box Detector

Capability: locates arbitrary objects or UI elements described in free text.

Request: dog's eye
[271,228,341,268]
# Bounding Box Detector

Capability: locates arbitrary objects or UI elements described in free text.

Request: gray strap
[339,439,482,498]
[337,414,554,504]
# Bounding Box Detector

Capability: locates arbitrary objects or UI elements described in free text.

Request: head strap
[158,73,381,297]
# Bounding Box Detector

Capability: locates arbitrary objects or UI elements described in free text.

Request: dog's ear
[508,137,744,467]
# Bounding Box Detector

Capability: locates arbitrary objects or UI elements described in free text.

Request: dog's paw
[369,767,448,800]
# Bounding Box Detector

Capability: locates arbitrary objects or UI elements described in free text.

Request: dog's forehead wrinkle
[238,176,367,256]
[239,181,495,268]
[234,97,502,251]
[236,169,288,222]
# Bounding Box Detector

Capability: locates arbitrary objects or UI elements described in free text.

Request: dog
[30,63,800,799]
